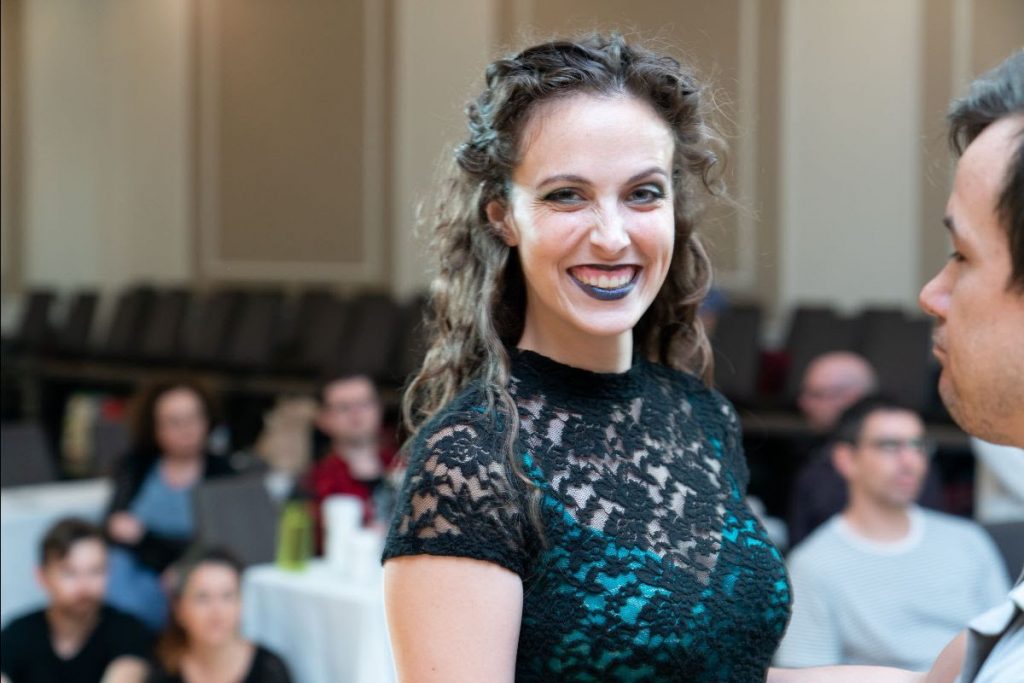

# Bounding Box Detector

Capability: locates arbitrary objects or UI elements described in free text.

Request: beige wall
[1,0,25,299]
[780,0,925,314]
[17,0,191,294]
[194,0,388,285]
[4,0,1022,325]
[391,0,498,298]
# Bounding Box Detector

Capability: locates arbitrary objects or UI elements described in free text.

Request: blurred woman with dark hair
[148,549,291,683]
[104,379,234,630]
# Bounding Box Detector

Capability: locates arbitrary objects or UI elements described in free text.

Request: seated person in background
[307,374,398,535]
[697,285,729,337]
[105,380,235,630]
[251,395,319,503]
[788,352,943,546]
[972,437,1024,523]
[148,548,291,683]
[775,396,1010,670]
[0,518,152,683]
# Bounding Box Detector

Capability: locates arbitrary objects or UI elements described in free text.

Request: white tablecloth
[242,561,395,683]
[1,478,113,626]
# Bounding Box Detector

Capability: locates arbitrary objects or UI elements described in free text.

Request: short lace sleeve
[382,403,530,577]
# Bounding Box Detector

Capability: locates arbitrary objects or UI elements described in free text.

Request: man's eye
[949,251,966,263]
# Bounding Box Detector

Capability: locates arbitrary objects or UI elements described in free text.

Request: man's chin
[938,377,964,423]
[61,601,102,619]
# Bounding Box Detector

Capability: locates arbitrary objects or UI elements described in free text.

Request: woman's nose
[588,204,630,254]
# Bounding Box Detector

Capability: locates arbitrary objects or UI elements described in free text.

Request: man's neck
[333,438,378,456]
[842,500,913,542]
[46,605,99,658]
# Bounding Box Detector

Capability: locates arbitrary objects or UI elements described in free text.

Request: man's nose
[918,267,950,319]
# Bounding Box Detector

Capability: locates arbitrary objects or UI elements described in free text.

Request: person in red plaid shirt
[306,374,398,546]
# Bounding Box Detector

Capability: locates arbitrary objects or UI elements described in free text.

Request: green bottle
[276,499,313,571]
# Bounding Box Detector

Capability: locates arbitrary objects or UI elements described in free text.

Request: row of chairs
[9,287,429,385]
[712,304,937,415]
[7,288,941,419]
[1,420,131,488]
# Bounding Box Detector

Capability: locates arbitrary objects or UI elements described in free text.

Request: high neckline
[510,347,646,400]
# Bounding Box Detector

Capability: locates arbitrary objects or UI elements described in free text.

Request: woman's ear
[486,200,518,247]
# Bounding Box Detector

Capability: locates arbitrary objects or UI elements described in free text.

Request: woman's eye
[948,250,966,263]
[628,185,665,204]
[542,188,584,204]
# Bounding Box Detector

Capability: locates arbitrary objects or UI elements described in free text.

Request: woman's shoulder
[247,644,293,682]
[412,382,505,454]
[645,361,735,412]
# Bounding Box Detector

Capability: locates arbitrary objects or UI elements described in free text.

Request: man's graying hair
[402,34,727,531]
[948,50,1024,291]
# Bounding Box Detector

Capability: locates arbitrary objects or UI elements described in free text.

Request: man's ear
[832,442,857,482]
[485,200,517,247]
[34,566,47,591]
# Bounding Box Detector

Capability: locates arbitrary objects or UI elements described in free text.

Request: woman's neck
[189,636,243,664]
[517,316,633,374]
[160,454,203,488]
[182,636,251,680]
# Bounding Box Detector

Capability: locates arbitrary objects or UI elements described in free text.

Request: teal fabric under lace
[383,349,791,681]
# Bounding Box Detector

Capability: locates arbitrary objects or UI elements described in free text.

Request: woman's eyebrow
[536,173,588,189]
[536,167,669,189]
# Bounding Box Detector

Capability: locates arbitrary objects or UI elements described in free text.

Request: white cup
[323,495,363,572]
[324,494,363,535]
[347,529,385,584]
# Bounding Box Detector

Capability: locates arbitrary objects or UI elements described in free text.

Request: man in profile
[0,518,152,683]
[916,48,1024,682]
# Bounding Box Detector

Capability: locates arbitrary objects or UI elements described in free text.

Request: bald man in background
[798,352,878,433]
[788,352,944,547]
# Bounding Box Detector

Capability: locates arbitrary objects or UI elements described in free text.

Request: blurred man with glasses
[775,396,1009,671]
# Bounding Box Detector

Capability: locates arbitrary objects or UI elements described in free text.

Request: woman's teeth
[572,268,635,289]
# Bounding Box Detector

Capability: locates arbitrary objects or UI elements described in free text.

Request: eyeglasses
[857,437,936,457]
[324,398,379,414]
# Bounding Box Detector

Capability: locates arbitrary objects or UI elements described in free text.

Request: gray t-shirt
[775,508,1010,670]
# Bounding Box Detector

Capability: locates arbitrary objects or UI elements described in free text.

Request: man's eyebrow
[536,167,669,189]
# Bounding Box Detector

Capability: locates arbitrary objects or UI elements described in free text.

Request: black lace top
[383,350,791,682]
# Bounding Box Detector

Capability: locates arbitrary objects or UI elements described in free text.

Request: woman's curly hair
[403,33,727,528]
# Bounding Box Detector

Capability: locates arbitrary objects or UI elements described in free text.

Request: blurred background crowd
[1,1,1022,682]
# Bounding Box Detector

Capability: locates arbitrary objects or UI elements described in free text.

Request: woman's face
[487,93,676,356]
[175,563,242,648]
[154,388,208,459]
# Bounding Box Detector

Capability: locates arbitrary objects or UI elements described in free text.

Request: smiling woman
[381,34,792,682]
